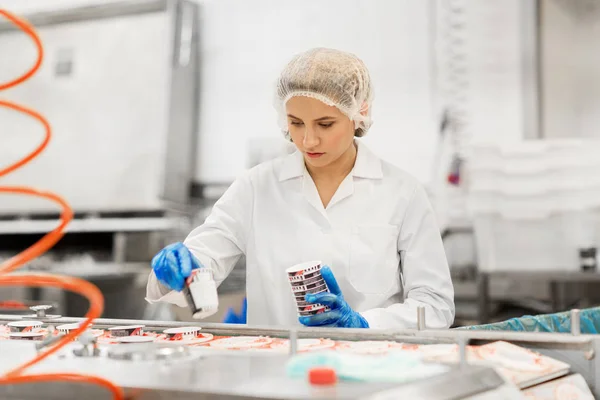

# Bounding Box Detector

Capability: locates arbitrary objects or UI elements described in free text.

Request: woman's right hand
[151,242,201,291]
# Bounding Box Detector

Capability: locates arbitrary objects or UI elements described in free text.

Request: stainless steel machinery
[0,312,598,399]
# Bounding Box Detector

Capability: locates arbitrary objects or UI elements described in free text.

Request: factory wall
[540,0,600,139]
[0,0,534,193]
[195,0,437,184]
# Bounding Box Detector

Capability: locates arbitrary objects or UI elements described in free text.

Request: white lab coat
[146,141,455,329]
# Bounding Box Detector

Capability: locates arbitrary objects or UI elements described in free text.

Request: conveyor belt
[1,314,599,399]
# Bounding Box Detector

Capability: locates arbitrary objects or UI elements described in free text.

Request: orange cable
[0,100,51,179]
[0,188,72,274]
[0,10,42,91]
[0,274,103,378]
[0,8,123,400]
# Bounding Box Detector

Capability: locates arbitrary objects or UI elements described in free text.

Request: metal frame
[1,315,598,398]
[0,314,596,348]
[0,0,200,212]
[0,0,169,31]
[161,0,201,206]
[521,0,542,139]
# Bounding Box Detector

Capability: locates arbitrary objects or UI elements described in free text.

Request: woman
[146,48,454,329]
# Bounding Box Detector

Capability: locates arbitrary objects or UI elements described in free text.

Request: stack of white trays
[466,139,600,272]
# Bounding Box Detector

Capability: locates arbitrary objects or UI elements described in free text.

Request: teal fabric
[461,307,600,333]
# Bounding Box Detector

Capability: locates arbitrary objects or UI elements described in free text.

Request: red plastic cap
[308,367,337,385]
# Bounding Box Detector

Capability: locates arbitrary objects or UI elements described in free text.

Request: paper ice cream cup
[287,261,323,279]
[8,321,42,333]
[289,269,324,281]
[108,325,144,338]
[163,327,201,340]
[293,285,329,297]
[57,323,83,334]
[298,304,331,316]
[287,261,330,316]
[292,281,328,292]
[290,274,326,287]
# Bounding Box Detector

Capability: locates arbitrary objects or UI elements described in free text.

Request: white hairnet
[275,48,373,137]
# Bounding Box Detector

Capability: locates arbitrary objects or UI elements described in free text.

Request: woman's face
[286,96,356,170]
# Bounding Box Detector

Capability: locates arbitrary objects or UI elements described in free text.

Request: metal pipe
[458,336,467,368]
[289,328,298,355]
[571,308,581,336]
[0,314,595,349]
[417,306,426,330]
[113,232,127,264]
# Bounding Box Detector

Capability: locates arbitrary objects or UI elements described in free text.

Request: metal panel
[2,315,599,398]
[0,0,168,31]
[521,0,541,139]
[0,332,506,400]
[161,0,200,205]
[539,0,600,138]
[0,0,197,214]
[0,355,503,400]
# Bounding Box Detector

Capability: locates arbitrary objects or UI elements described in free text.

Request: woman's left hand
[299,266,369,328]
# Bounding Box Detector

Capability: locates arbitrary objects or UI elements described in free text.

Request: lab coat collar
[352,140,383,179]
[278,149,305,181]
[278,140,383,182]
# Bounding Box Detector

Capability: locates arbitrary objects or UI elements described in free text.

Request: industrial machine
[2,2,600,399]
[0,308,597,399]
[0,0,200,319]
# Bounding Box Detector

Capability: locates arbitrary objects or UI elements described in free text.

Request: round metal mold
[23,305,61,319]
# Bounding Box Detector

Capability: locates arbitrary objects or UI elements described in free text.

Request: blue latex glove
[151,242,201,291]
[223,297,247,324]
[299,266,369,328]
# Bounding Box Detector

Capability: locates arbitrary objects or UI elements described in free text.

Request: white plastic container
[466,140,600,272]
[183,269,219,319]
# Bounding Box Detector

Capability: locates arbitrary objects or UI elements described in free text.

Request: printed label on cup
[298,307,330,316]
[287,264,322,277]
[290,271,323,282]
[287,261,331,317]
[292,281,325,292]
[291,275,325,287]
[299,303,328,312]
[294,287,328,299]
[297,303,327,311]
[294,286,328,298]
[295,300,322,308]
[292,281,328,292]
[289,270,323,282]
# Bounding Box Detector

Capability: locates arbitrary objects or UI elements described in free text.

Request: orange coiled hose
[0,9,124,400]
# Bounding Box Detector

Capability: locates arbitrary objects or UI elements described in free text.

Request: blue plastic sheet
[462,307,600,334]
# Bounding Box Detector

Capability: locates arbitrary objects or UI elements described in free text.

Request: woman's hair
[275,48,374,138]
